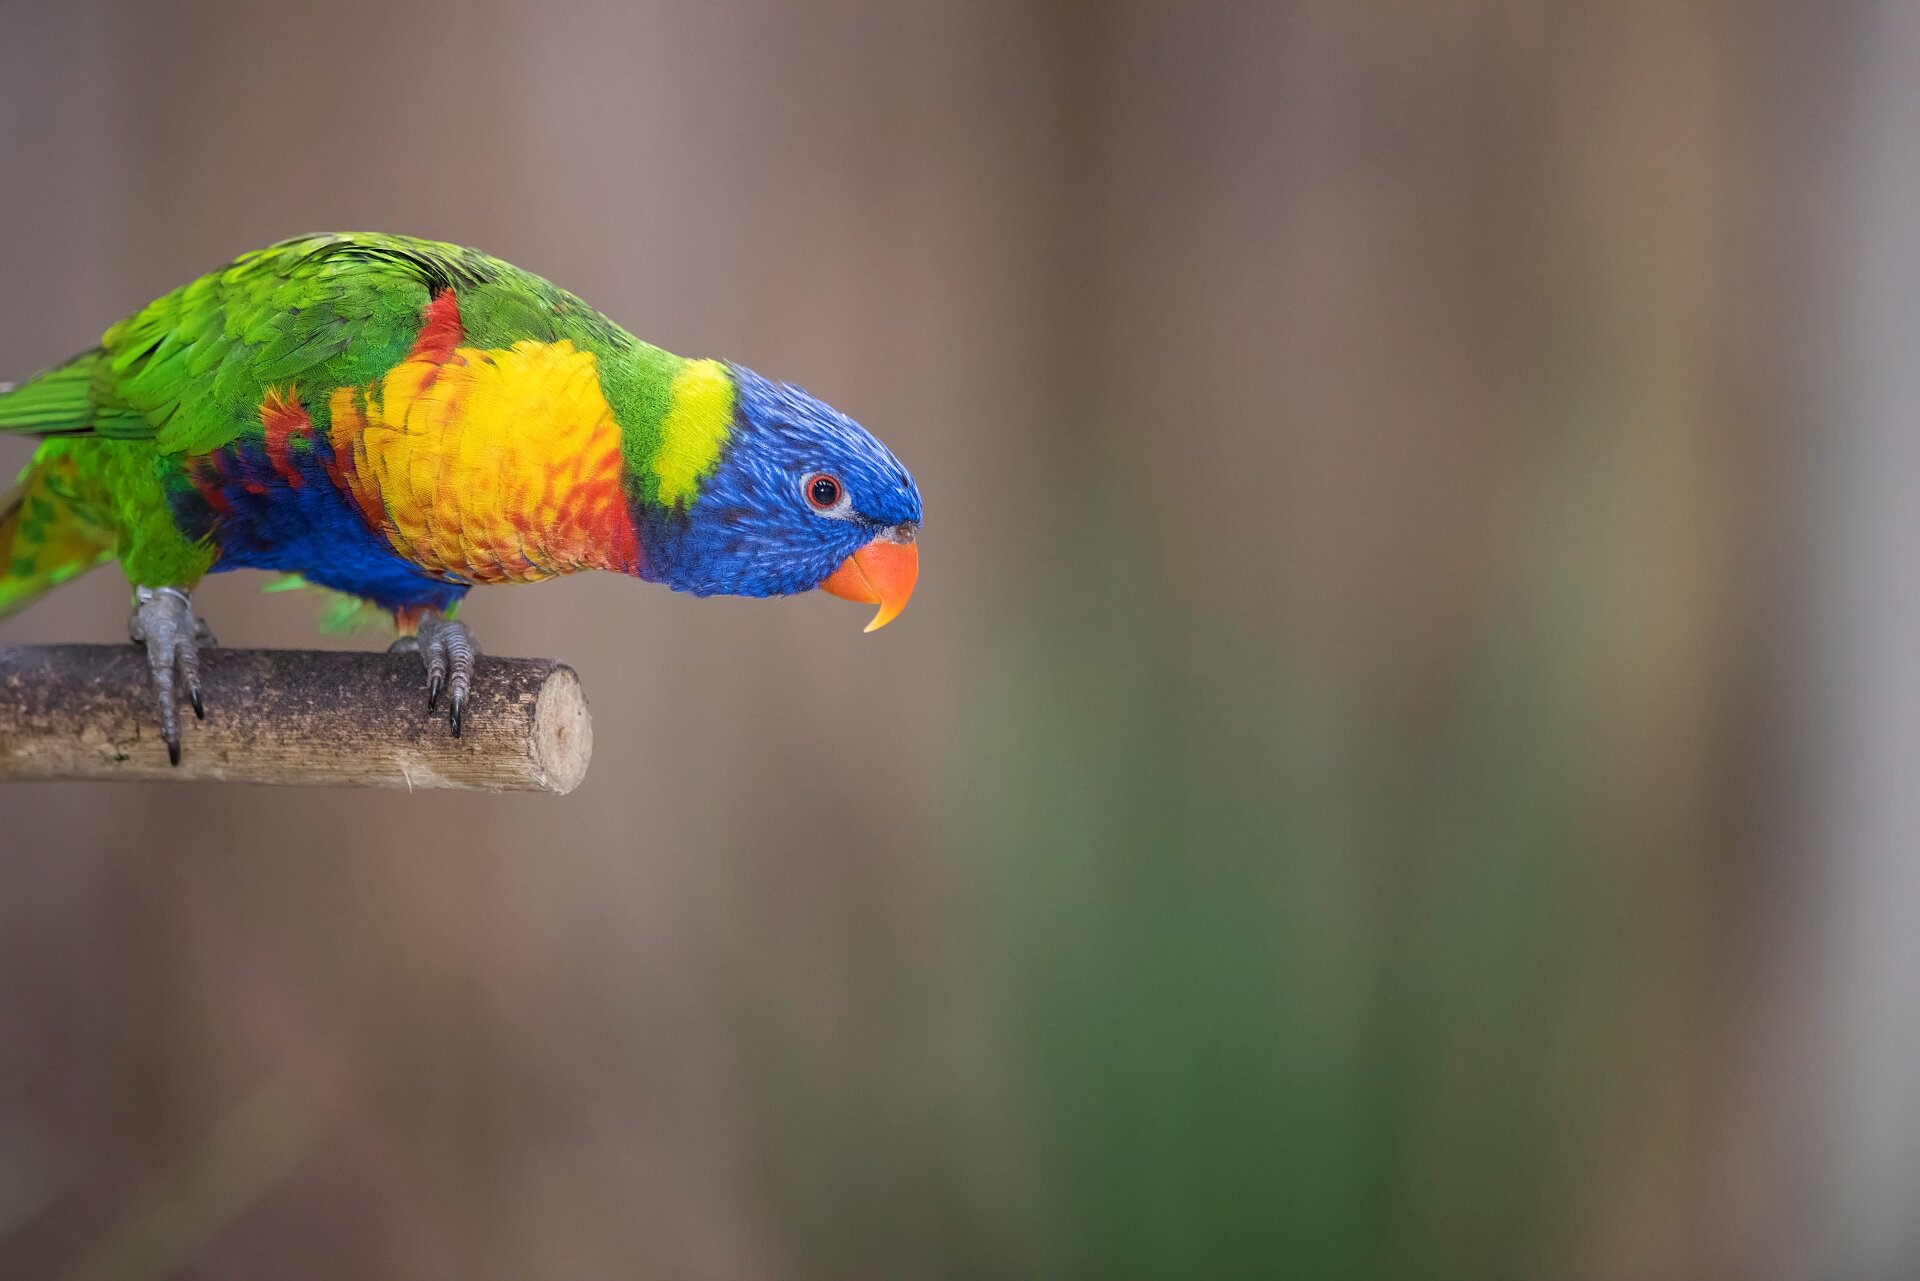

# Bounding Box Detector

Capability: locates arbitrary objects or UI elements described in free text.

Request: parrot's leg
[127,585,209,766]
[391,614,479,737]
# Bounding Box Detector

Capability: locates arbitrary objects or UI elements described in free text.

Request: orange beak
[819,531,919,632]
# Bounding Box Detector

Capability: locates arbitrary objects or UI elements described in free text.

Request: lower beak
[819,531,919,632]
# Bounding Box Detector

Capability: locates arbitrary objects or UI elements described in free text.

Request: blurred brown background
[0,1,1911,1277]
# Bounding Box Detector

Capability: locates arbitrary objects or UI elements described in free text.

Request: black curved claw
[413,615,479,738]
[130,586,206,765]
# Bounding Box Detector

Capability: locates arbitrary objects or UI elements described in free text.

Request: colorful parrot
[0,233,921,762]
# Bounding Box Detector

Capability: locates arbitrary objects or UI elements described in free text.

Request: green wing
[0,233,531,454]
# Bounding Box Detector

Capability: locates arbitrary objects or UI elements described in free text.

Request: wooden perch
[0,645,591,793]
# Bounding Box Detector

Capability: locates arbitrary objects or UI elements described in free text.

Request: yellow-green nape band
[652,359,735,508]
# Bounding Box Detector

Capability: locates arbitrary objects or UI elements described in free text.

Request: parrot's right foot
[391,615,478,737]
[128,586,209,766]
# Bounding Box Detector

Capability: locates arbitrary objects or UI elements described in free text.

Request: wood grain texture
[0,645,592,792]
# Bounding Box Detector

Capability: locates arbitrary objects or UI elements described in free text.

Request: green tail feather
[0,356,93,433]
[260,573,418,634]
[0,351,145,439]
[0,456,115,619]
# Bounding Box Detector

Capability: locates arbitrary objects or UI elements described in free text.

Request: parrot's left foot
[128,586,211,766]
[391,615,478,737]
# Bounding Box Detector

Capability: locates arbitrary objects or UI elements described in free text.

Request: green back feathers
[0,232,734,508]
[106,234,493,453]
[2,235,523,450]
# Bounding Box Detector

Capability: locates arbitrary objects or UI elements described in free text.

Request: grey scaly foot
[410,615,478,737]
[128,586,209,766]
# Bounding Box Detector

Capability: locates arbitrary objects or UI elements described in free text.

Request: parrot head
[640,366,922,630]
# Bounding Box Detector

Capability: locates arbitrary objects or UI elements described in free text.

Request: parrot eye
[805,473,845,512]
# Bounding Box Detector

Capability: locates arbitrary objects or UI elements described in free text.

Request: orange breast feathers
[325,306,641,584]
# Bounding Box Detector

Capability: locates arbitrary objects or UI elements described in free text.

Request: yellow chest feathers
[326,339,641,582]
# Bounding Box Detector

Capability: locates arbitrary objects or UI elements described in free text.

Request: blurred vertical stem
[964,2,1759,1279]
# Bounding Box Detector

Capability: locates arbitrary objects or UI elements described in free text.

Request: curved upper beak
[819,525,919,632]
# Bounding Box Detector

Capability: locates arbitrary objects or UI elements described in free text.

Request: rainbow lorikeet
[0,233,921,762]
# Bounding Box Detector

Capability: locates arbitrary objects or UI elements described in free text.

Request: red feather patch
[408,290,464,364]
[259,385,310,488]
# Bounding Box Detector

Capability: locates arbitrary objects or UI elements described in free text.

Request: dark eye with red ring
[805,474,843,510]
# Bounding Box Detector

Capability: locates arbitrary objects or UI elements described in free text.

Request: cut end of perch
[531,665,593,795]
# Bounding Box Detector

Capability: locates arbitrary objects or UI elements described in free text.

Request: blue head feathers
[638,366,922,599]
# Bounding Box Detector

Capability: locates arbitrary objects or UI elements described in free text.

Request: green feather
[0,355,101,433]
[258,574,456,634]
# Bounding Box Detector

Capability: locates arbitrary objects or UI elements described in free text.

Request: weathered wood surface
[0,646,591,793]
